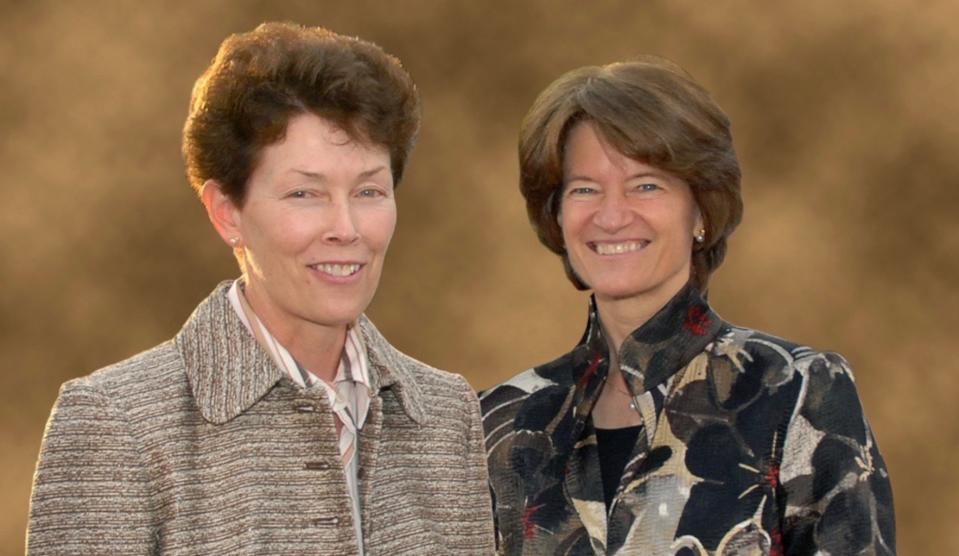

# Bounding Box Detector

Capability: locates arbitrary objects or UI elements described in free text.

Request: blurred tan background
[2,1,955,553]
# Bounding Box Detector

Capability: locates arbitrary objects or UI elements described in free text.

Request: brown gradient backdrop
[2,1,956,553]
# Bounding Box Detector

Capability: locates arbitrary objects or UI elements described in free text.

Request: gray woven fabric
[27,281,494,555]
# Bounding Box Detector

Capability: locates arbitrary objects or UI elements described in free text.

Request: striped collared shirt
[227,279,370,553]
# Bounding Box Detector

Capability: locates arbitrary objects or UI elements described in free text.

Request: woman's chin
[281,296,369,330]
[305,307,365,328]
[591,282,680,304]
[591,282,654,302]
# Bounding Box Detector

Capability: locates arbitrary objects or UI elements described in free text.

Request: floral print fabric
[481,285,895,555]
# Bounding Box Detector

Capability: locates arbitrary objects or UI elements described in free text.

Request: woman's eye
[637,183,660,192]
[288,190,310,199]
[357,187,386,198]
[567,186,597,196]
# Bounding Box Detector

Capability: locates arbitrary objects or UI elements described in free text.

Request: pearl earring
[694,229,705,244]
[229,237,240,247]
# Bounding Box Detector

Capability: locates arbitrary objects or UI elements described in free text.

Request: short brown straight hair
[519,57,743,291]
[183,22,420,206]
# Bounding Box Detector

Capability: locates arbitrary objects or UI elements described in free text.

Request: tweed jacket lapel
[176,282,285,425]
[355,314,426,425]
[175,281,426,426]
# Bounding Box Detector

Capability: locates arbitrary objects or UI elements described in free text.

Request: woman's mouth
[308,263,363,277]
[588,240,650,255]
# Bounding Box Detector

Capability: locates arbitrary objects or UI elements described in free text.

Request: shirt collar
[176,281,426,425]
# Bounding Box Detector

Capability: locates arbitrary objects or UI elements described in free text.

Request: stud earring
[229,237,240,247]
[694,229,705,244]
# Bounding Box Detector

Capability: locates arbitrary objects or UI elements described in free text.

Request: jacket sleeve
[27,380,156,555]
[448,377,497,554]
[780,353,896,555]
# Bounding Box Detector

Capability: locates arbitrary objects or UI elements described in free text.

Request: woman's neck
[595,281,688,354]
[242,284,347,383]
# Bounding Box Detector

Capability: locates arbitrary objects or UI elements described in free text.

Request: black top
[595,425,643,509]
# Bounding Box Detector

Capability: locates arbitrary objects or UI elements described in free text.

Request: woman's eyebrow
[625,171,668,180]
[565,171,665,182]
[289,168,327,181]
[288,165,389,181]
[357,165,389,179]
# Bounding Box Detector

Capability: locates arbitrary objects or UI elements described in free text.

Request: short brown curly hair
[183,22,420,206]
[519,57,743,291]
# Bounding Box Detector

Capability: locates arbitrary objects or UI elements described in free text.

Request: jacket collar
[175,281,426,425]
[569,283,724,421]
[558,284,724,543]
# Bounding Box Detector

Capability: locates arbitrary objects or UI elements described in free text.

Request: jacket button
[293,402,316,413]
[305,461,331,471]
[357,467,367,480]
[313,516,340,527]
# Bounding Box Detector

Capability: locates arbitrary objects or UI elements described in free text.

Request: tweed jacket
[28,282,495,555]
[481,286,895,555]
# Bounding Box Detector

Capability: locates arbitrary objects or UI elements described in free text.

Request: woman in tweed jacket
[27,23,494,555]
[481,58,895,554]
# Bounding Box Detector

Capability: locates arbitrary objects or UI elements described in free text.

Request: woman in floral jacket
[481,57,895,555]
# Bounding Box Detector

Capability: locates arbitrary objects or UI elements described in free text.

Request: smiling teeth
[594,241,647,255]
[314,264,361,277]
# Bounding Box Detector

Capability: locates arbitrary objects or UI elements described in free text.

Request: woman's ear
[200,179,243,248]
[552,189,563,228]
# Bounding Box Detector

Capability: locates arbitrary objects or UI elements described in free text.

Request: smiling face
[559,121,702,307]
[206,112,396,335]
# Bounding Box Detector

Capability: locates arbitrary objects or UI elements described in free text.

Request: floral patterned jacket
[481,286,895,555]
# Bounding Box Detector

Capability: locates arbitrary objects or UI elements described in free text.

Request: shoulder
[390,346,476,399]
[55,340,187,416]
[479,350,579,448]
[480,348,576,405]
[358,314,478,406]
[706,324,854,387]
[699,324,870,440]
[39,340,187,468]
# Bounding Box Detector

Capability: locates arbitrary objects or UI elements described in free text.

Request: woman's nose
[593,192,633,231]
[323,201,360,244]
